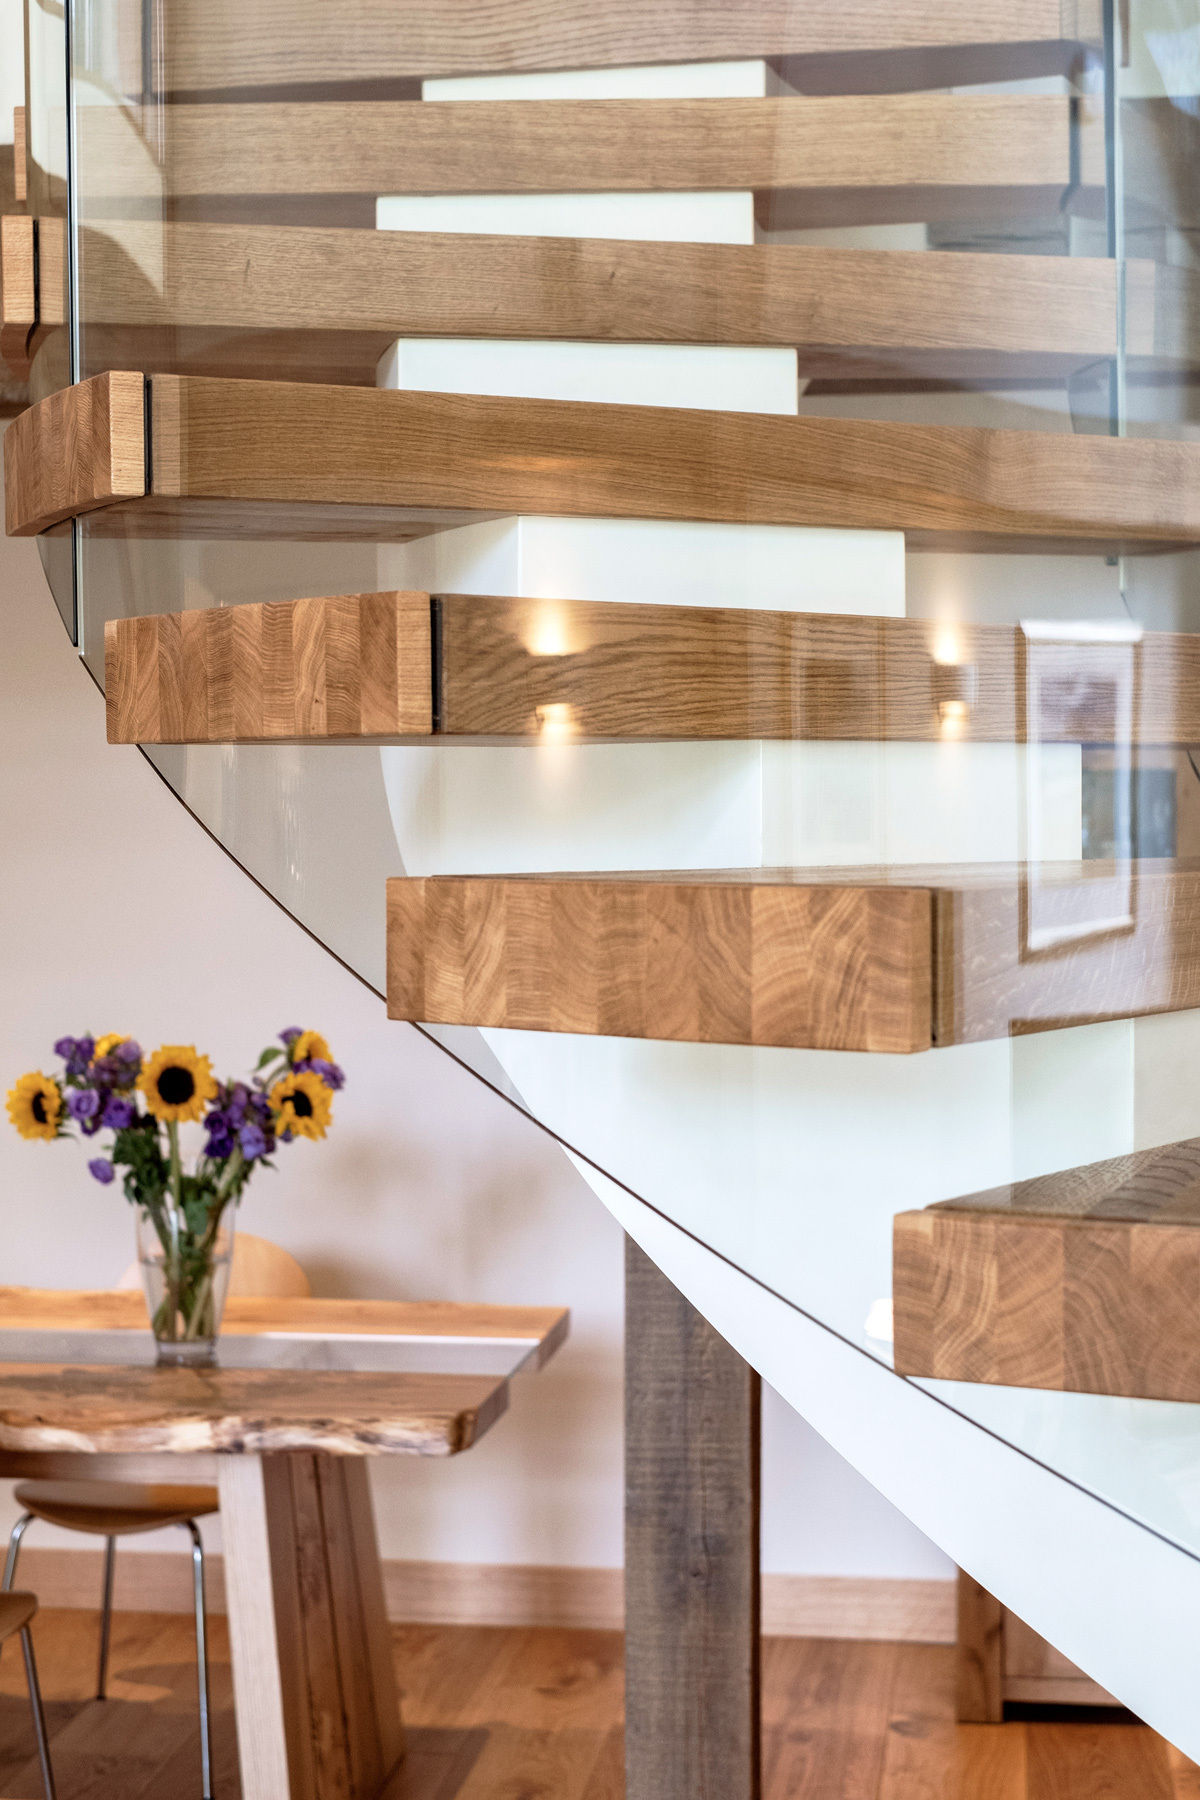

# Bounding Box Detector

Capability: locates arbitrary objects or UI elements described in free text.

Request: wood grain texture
[438,595,1200,747]
[0,213,36,376]
[625,1236,760,1800]
[6,1613,1198,1800]
[12,1479,220,1534]
[1003,1606,1119,1707]
[391,863,1200,1051]
[101,590,1200,750]
[893,1135,1200,1401]
[150,0,1083,90]
[104,592,434,743]
[133,374,1200,553]
[3,368,146,535]
[90,95,1080,220]
[388,873,934,1054]
[0,1363,510,1456]
[956,1573,1004,1724]
[932,860,1200,1043]
[0,1287,569,1360]
[72,222,1129,386]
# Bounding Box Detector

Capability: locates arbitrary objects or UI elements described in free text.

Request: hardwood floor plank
[1166,1744,1200,1798]
[879,1641,1027,1800]
[0,1611,1192,1800]
[762,1636,900,1798]
[1026,1722,1174,1800]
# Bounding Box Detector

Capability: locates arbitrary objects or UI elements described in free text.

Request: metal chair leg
[20,1625,57,1800]
[96,1535,117,1700]
[181,1520,214,1800]
[2,1514,33,1592]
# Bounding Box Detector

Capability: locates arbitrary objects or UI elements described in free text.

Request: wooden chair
[2,1235,310,1800]
[0,1590,57,1798]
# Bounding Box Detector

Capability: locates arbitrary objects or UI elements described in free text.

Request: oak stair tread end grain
[106,590,1200,750]
[388,863,1200,1054]
[894,1134,1200,1401]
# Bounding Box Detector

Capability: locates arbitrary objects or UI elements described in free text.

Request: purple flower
[204,1110,236,1159]
[103,1095,135,1130]
[280,1027,302,1045]
[67,1087,101,1122]
[309,1059,345,1090]
[88,1158,115,1184]
[239,1122,270,1161]
[117,1040,141,1063]
[57,1036,95,1079]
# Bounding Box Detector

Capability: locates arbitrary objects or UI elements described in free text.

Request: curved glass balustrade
[16,0,1200,1658]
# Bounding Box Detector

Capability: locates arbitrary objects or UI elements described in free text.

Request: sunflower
[6,1073,63,1142]
[290,1029,332,1066]
[270,1069,333,1141]
[93,1032,130,1060]
[138,1045,218,1124]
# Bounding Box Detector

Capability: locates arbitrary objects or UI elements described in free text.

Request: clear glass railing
[17,0,1200,1649]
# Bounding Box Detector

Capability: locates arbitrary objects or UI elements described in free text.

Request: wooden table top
[0,1362,509,1457]
[0,1289,570,1458]
[0,1288,569,1364]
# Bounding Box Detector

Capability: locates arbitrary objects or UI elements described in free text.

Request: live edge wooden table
[0,1288,569,1800]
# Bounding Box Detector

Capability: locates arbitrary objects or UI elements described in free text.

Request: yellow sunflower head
[270,1068,333,1141]
[6,1073,63,1142]
[138,1045,218,1124]
[93,1033,130,1060]
[290,1030,332,1066]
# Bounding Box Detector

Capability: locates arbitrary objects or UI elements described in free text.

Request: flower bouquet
[6,1028,343,1365]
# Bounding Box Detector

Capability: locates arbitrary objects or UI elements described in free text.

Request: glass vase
[136,1203,235,1368]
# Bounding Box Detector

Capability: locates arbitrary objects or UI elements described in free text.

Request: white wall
[0,442,952,1587]
[0,0,20,143]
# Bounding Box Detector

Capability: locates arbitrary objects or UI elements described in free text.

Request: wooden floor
[0,1609,1193,1798]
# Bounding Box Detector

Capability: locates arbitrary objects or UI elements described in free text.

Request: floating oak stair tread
[105,590,1200,750]
[0,1289,569,1366]
[10,371,1200,552]
[0,1362,510,1456]
[387,862,1200,1053]
[893,1136,1200,1402]
[78,95,1097,232]
[48,221,1153,387]
[0,215,35,378]
[152,0,1101,91]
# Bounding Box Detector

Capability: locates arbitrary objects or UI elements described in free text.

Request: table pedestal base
[219,1453,404,1800]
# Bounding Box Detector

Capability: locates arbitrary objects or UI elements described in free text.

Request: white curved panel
[589,1160,1200,1760]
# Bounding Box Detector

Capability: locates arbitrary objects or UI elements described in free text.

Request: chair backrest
[119,1232,312,1298]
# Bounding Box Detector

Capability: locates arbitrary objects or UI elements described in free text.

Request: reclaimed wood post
[624,1235,762,1800]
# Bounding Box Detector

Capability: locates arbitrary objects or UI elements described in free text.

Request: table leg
[624,1236,762,1800]
[218,1453,404,1800]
